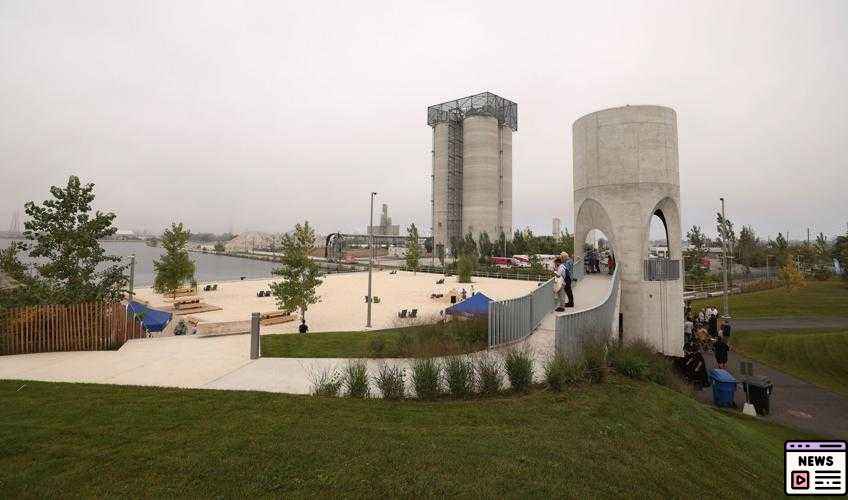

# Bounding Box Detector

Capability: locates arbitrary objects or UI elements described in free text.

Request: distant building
[368,204,400,236]
[113,229,138,240]
[552,217,562,237]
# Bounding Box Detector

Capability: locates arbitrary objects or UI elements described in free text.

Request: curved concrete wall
[462,115,500,238]
[573,105,683,355]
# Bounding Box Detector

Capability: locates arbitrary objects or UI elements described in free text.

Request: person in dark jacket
[708,310,718,338]
[714,334,730,369]
[299,320,309,335]
[720,319,732,338]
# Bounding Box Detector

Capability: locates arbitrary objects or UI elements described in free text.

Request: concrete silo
[428,92,517,253]
[572,105,684,356]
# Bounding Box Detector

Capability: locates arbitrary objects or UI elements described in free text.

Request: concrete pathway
[697,350,848,439]
[732,316,848,332]
[0,276,614,395]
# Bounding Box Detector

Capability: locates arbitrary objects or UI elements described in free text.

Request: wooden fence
[0,302,146,355]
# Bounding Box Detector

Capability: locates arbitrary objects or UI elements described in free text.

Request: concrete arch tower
[573,105,684,356]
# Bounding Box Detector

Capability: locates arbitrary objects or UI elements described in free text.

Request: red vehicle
[489,256,512,268]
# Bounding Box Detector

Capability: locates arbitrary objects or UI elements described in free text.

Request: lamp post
[367,192,377,328]
[720,198,730,320]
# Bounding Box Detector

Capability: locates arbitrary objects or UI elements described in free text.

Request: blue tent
[445,292,493,317]
[127,301,172,333]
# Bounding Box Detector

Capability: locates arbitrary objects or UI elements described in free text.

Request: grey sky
[1,0,846,241]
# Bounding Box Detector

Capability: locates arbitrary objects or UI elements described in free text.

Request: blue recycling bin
[709,369,737,408]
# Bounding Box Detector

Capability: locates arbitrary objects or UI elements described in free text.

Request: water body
[0,238,281,287]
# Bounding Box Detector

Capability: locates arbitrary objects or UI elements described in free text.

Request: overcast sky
[1,0,846,241]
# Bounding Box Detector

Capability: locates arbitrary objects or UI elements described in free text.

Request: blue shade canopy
[445,292,493,317]
[127,301,172,333]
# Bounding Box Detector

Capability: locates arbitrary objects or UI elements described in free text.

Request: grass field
[690,280,848,318]
[261,320,487,358]
[0,378,816,497]
[731,329,848,397]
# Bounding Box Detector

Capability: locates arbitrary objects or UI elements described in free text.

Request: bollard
[250,312,260,359]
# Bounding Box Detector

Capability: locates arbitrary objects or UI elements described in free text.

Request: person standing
[714,334,730,369]
[607,253,615,275]
[563,252,574,307]
[708,309,718,338]
[720,319,732,339]
[554,257,566,311]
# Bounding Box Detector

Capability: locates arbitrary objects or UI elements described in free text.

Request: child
[714,334,730,369]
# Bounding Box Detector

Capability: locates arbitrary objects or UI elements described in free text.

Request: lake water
[0,238,281,287]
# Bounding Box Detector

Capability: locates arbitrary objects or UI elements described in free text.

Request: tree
[21,176,127,304]
[478,232,494,264]
[153,223,196,297]
[213,241,226,253]
[405,223,421,274]
[529,253,545,276]
[456,253,474,283]
[814,233,830,265]
[832,232,848,280]
[769,233,790,265]
[0,243,29,282]
[684,225,708,279]
[270,221,323,325]
[462,233,478,262]
[436,244,445,268]
[736,225,763,270]
[778,254,806,291]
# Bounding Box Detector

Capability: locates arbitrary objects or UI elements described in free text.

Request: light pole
[367,192,377,328]
[720,197,730,320]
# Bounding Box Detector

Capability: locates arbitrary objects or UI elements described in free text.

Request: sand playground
[133,270,539,335]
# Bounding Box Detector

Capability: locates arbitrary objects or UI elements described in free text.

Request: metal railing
[643,258,680,281]
[554,267,621,361]
[487,278,556,348]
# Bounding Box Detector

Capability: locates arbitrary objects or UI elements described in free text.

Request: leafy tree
[832,232,848,280]
[769,233,790,265]
[0,243,29,282]
[436,244,445,268]
[478,232,494,264]
[778,254,806,291]
[405,223,421,274]
[813,233,830,265]
[512,229,526,255]
[735,225,763,270]
[270,221,323,324]
[456,254,474,284]
[684,226,708,279]
[497,231,508,257]
[153,223,196,297]
[21,176,127,304]
[213,241,226,253]
[462,233,479,262]
[529,253,545,276]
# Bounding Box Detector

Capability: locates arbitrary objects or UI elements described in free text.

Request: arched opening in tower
[583,229,615,275]
[649,210,670,260]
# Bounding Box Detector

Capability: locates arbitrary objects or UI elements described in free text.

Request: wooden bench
[174,297,202,311]
[260,311,295,326]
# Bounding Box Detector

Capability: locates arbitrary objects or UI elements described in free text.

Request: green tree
[213,241,226,253]
[21,176,126,304]
[832,232,848,279]
[478,232,494,264]
[814,233,829,265]
[684,225,708,280]
[735,225,762,270]
[463,233,478,262]
[529,253,545,276]
[457,254,474,284]
[153,223,196,297]
[0,243,29,282]
[405,223,421,274]
[270,221,323,325]
[769,233,790,265]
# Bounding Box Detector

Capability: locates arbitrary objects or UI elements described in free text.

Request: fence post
[250,312,260,359]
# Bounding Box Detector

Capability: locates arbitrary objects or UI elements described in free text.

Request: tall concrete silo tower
[572,105,684,356]
[428,92,517,253]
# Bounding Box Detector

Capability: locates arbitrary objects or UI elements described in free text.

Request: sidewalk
[0,276,614,395]
[697,350,848,439]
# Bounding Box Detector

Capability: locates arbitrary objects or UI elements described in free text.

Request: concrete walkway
[0,276,614,395]
[697,350,848,439]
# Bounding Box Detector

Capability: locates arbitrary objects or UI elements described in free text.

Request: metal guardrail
[643,258,680,281]
[487,278,556,348]
[554,267,620,361]
[399,264,553,282]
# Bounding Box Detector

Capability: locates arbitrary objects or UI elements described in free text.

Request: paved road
[733,316,848,331]
[696,350,848,439]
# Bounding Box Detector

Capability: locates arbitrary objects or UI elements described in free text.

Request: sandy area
[133,271,539,334]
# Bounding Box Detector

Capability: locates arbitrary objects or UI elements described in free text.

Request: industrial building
[428,92,517,253]
[367,203,400,236]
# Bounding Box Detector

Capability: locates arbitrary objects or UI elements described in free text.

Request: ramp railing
[487,278,556,348]
[554,267,620,360]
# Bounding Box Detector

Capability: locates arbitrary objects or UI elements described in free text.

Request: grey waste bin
[743,376,773,416]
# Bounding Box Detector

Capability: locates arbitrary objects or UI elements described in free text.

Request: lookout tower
[572,105,684,356]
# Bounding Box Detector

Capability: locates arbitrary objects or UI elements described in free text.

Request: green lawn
[690,280,848,318]
[731,329,848,397]
[0,379,816,497]
[261,320,486,358]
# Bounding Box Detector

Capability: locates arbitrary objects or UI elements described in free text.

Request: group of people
[554,252,574,311]
[584,250,616,276]
[684,304,732,369]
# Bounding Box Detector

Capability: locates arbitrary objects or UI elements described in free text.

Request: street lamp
[367,192,377,328]
[720,197,731,320]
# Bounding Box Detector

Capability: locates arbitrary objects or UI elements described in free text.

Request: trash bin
[709,369,737,408]
[743,376,773,416]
